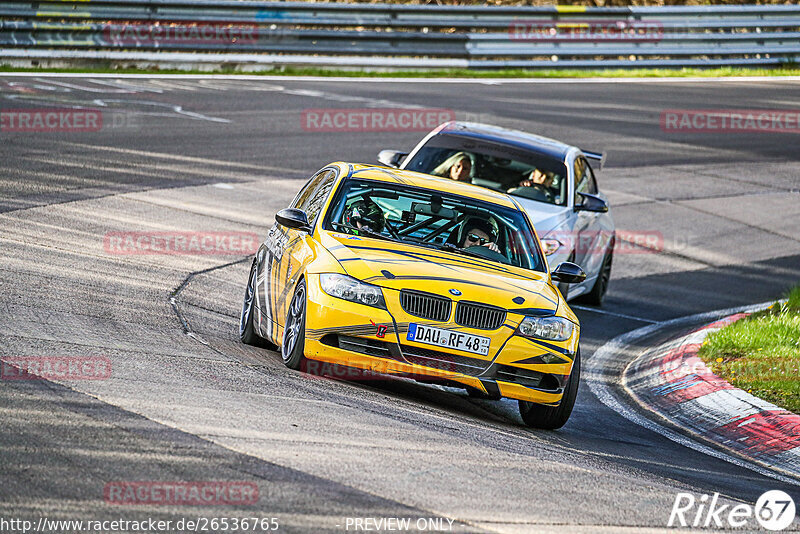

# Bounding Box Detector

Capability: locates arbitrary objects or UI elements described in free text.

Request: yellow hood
[320,231,560,315]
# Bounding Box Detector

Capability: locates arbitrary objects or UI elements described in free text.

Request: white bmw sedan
[378,121,615,305]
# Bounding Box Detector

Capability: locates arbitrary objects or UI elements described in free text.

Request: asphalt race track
[1,75,799,533]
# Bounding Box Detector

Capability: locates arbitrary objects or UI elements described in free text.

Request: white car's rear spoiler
[583,150,606,170]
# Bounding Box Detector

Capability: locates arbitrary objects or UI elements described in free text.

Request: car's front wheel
[578,248,613,306]
[281,279,307,370]
[518,348,580,430]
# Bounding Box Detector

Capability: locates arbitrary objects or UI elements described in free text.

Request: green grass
[699,286,800,414]
[2,65,800,79]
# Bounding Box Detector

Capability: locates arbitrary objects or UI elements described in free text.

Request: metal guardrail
[1,1,799,70]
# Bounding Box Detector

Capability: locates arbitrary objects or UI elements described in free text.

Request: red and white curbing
[625,312,800,479]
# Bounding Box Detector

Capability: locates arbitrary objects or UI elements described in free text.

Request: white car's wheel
[578,248,613,306]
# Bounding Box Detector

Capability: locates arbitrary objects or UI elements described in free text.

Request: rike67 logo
[668,490,796,531]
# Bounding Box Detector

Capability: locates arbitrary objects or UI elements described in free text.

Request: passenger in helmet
[344,198,385,235]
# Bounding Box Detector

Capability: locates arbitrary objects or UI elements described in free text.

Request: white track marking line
[2,73,800,84]
[34,77,137,93]
[586,300,800,486]
[25,155,269,184]
[143,79,205,91]
[90,98,231,123]
[59,142,303,174]
[83,78,165,93]
[570,305,659,324]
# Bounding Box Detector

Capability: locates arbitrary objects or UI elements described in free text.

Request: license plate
[406,324,490,356]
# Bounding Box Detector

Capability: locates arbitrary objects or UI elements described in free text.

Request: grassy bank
[699,287,800,414]
[2,65,800,79]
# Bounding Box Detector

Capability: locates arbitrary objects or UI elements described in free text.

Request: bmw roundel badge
[449,288,462,296]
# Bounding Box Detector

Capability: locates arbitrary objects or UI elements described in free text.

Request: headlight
[518,316,574,342]
[540,238,562,256]
[320,273,386,309]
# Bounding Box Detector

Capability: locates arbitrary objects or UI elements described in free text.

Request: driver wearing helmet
[458,217,500,253]
[344,198,385,236]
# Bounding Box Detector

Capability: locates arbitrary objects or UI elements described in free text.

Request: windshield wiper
[330,222,401,244]
[435,242,487,260]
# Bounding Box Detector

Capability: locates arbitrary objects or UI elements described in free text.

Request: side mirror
[575,192,609,213]
[377,149,408,168]
[551,262,586,284]
[275,208,311,232]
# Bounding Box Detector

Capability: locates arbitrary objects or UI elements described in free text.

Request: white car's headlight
[541,238,562,256]
[320,273,386,309]
[518,316,574,342]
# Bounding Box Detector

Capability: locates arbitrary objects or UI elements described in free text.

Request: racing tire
[281,279,307,370]
[240,260,278,349]
[577,248,612,307]
[240,260,262,346]
[518,348,580,430]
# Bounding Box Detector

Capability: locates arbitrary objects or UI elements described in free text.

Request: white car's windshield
[404,134,569,206]
[323,178,546,272]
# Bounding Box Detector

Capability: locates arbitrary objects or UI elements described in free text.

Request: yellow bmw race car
[240,162,587,429]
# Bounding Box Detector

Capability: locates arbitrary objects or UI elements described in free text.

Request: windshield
[323,178,546,272]
[404,134,569,206]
